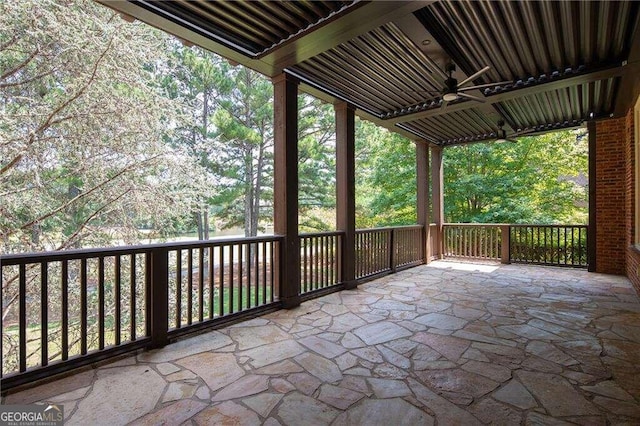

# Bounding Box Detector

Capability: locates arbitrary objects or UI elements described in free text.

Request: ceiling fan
[410,63,511,107]
[494,120,518,143]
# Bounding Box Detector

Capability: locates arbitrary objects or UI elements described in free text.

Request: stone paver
[70,366,165,425]
[332,397,434,425]
[6,261,640,425]
[176,352,244,391]
[493,379,538,409]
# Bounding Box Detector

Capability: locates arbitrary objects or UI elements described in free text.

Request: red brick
[596,107,639,292]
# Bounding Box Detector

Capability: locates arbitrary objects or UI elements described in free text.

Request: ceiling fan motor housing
[442,63,459,100]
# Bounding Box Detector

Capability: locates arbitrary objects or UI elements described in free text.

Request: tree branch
[0,46,40,82]
[1,36,114,176]
[18,155,160,232]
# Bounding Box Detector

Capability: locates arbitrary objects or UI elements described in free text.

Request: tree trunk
[194,211,204,240]
[67,183,81,248]
[252,134,266,237]
[203,209,209,240]
[244,146,254,237]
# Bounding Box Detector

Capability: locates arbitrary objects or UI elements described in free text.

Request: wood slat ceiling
[100,0,640,146]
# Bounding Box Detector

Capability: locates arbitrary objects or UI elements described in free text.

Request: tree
[0,0,212,372]
[0,0,208,253]
[159,45,230,239]
[355,119,416,228]
[297,95,336,231]
[443,130,588,224]
[207,65,274,237]
[162,43,338,236]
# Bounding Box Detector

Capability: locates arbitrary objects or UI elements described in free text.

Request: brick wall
[624,107,640,291]
[596,104,640,291]
[595,116,628,275]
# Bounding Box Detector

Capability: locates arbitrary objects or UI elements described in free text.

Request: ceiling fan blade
[458,66,490,88]
[457,92,486,103]
[458,81,512,91]
[402,89,442,94]
[440,99,449,109]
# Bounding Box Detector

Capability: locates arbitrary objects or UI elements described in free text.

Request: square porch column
[273,73,301,308]
[416,141,430,263]
[431,145,445,259]
[335,102,356,289]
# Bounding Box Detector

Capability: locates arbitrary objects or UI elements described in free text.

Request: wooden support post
[500,225,511,264]
[416,141,430,263]
[150,248,169,348]
[335,102,356,289]
[431,146,444,259]
[273,73,301,308]
[587,120,596,272]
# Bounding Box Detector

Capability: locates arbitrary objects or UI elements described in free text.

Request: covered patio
[2,1,640,423]
[5,261,640,424]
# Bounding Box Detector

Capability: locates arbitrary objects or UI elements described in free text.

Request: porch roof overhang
[99,0,640,146]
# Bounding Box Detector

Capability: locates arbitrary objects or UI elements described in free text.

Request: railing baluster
[304,237,308,291]
[209,246,215,318]
[187,249,193,325]
[115,255,121,346]
[199,247,205,321]
[144,251,151,336]
[245,243,251,310]
[556,227,561,265]
[19,264,26,372]
[564,227,568,265]
[310,237,315,291]
[61,260,69,360]
[256,242,261,307]
[80,258,87,355]
[229,243,234,313]
[98,256,105,350]
[330,235,335,285]
[321,235,326,289]
[40,262,48,366]
[219,245,224,317]
[262,241,267,304]
[176,249,182,329]
[130,254,136,341]
[269,240,274,303]
[238,243,243,311]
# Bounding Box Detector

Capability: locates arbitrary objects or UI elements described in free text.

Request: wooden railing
[394,225,425,269]
[442,223,588,268]
[444,224,503,260]
[0,236,282,390]
[428,223,439,261]
[510,225,588,267]
[355,225,423,279]
[1,225,426,391]
[299,232,343,295]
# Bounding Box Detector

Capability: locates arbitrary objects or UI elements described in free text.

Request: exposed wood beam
[387,63,636,124]
[263,1,434,74]
[98,0,275,75]
[98,1,431,77]
[297,82,424,142]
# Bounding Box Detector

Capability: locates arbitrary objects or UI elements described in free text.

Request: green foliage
[298,96,336,231]
[355,119,417,228]
[443,130,588,224]
[0,0,589,254]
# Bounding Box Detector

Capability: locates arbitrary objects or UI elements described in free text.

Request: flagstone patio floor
[4,260,640,425]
